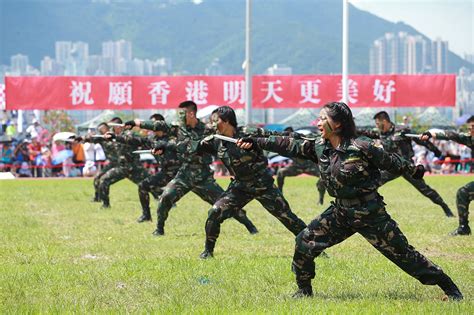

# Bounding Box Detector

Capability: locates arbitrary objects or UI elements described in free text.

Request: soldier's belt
[335,192,378,207]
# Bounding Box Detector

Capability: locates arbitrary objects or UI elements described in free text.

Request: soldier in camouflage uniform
[359,111,454,217]
[188,106,307,259]
[98,117,150,208]
[90,122,120,203]
[241,102,462,300]
[421,115,474,235]
[124,101,257,236]
[108,114,181,223]
[277,158,326,205]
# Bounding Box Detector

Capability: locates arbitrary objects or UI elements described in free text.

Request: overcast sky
[350,0,473,57]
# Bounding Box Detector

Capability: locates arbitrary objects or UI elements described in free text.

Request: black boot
[152,225,164,236]
[450,224,471,236]
[246,222,259,235]
[292,280,313,298]
[442,204,455,217]
[137,214,152,223]
[91,193,100,202]
[101,202,110,209]
[438,275,463,301]
[200,241,215,259]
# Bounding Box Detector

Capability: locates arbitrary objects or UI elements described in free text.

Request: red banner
[5,74,455,110]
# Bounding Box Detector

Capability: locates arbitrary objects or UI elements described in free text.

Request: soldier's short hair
[178,101,197,113]
[323,102,356,139]
[373,111,391,122]
[110,117,123,124]
[467,115,474,124]
[149,113,165,121]
[97,122,109,129]
[284,126,294,132]
[212,106,238,128]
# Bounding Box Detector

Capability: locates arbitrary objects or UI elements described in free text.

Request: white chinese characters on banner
[337,79,359,104]
[185,80,208,105]
[261,80,283,103]
[108,81,132,106]
[223,80,245,105]
[299,80,322,104]
[70,81,94,106]
[0,84,5,110]
[373,79,396,104]
[148,81,171,105]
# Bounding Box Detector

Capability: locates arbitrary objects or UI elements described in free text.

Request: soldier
[106,113,181,223]
[360,111,454,217]
[421,115,474,235]
[188,106,307,259]
[98,117,150,208]
[90,122,119,203]
[239,102,463,300]
[124,101,258,236]
[276,128,326,205]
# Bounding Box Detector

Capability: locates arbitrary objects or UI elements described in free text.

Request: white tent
[76,110,116,130]
[278,108,317,128]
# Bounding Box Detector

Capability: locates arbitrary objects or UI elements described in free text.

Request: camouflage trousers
[456,181,473,226]
[276,164,326,203]
[93,163,116,200]
[138,169,178,218]
[292,196,447,288]
[205,180,307,252]
[98,164,150,206]
[380,170,449,209]
[155,172,256,232]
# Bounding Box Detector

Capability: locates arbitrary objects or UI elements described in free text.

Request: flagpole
[245,0,252,125]
[342,0,349,104]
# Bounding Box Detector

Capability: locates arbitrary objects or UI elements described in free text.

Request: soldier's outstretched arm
[412,137,442,157]
[354,137,423,178]
[125,119,171,133]
[356,128,379,139]
[244,135,319,162]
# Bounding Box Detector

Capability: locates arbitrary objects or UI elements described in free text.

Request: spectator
[28,137,43,177]
[26,118,44,140]
[13,140,30,176]
[441,157,455,174]
[5,121,17,138]
[0,142,13,172]
[71,139,85,175]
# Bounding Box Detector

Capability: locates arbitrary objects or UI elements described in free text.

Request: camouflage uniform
[114,132,181,220]
[360,124,453,216]
[255,134,457,295]
[277,158,326,204]
[194,128,307,256]
[434,131,473,234]
[92,139,120,202]
[98,130,150,207]
[139,119,257,235]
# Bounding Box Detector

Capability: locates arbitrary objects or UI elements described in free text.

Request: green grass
[0,176,473,313]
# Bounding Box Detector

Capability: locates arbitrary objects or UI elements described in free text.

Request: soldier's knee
[208,206,224,222]
[295,228,319,255]
[457,187,467,200]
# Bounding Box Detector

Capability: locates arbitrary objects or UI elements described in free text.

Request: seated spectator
[17,161,32,177]
[441,157,455,174]
[13,140,31,176]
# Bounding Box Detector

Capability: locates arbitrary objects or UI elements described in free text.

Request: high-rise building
[369,32,448,74]
[10,54,29,74]
[55,41,72,64]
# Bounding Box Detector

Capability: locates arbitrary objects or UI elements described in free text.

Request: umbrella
[196,105,219,119]
[456,114,473,126]
[52,150,73,165]
[53,132,76,142]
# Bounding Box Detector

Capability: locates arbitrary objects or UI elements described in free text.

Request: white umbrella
[53,132,76,142]
[197,105,219,119]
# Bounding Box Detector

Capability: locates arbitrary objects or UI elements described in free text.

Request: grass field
[0,175,473,313]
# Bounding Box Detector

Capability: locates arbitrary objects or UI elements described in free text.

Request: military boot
[441,204,455,217]
[200,241,215,259]
[246,222,259,235]
[91,192,100,203]
[137,208,152,223]
[450,224,471,236]
[437,275,463,301]
[137,214,152,223]
[101,202,111,209]
[292,280,313,298]
[152,224,164,236]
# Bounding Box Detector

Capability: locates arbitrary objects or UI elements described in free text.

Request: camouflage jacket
[255,135,416,199]
[115,132,181,173]
[196,127,275,190]
[140,120,214,180]
[359,124,441,160]
[90,137,120,165]
[103,130,143,167]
